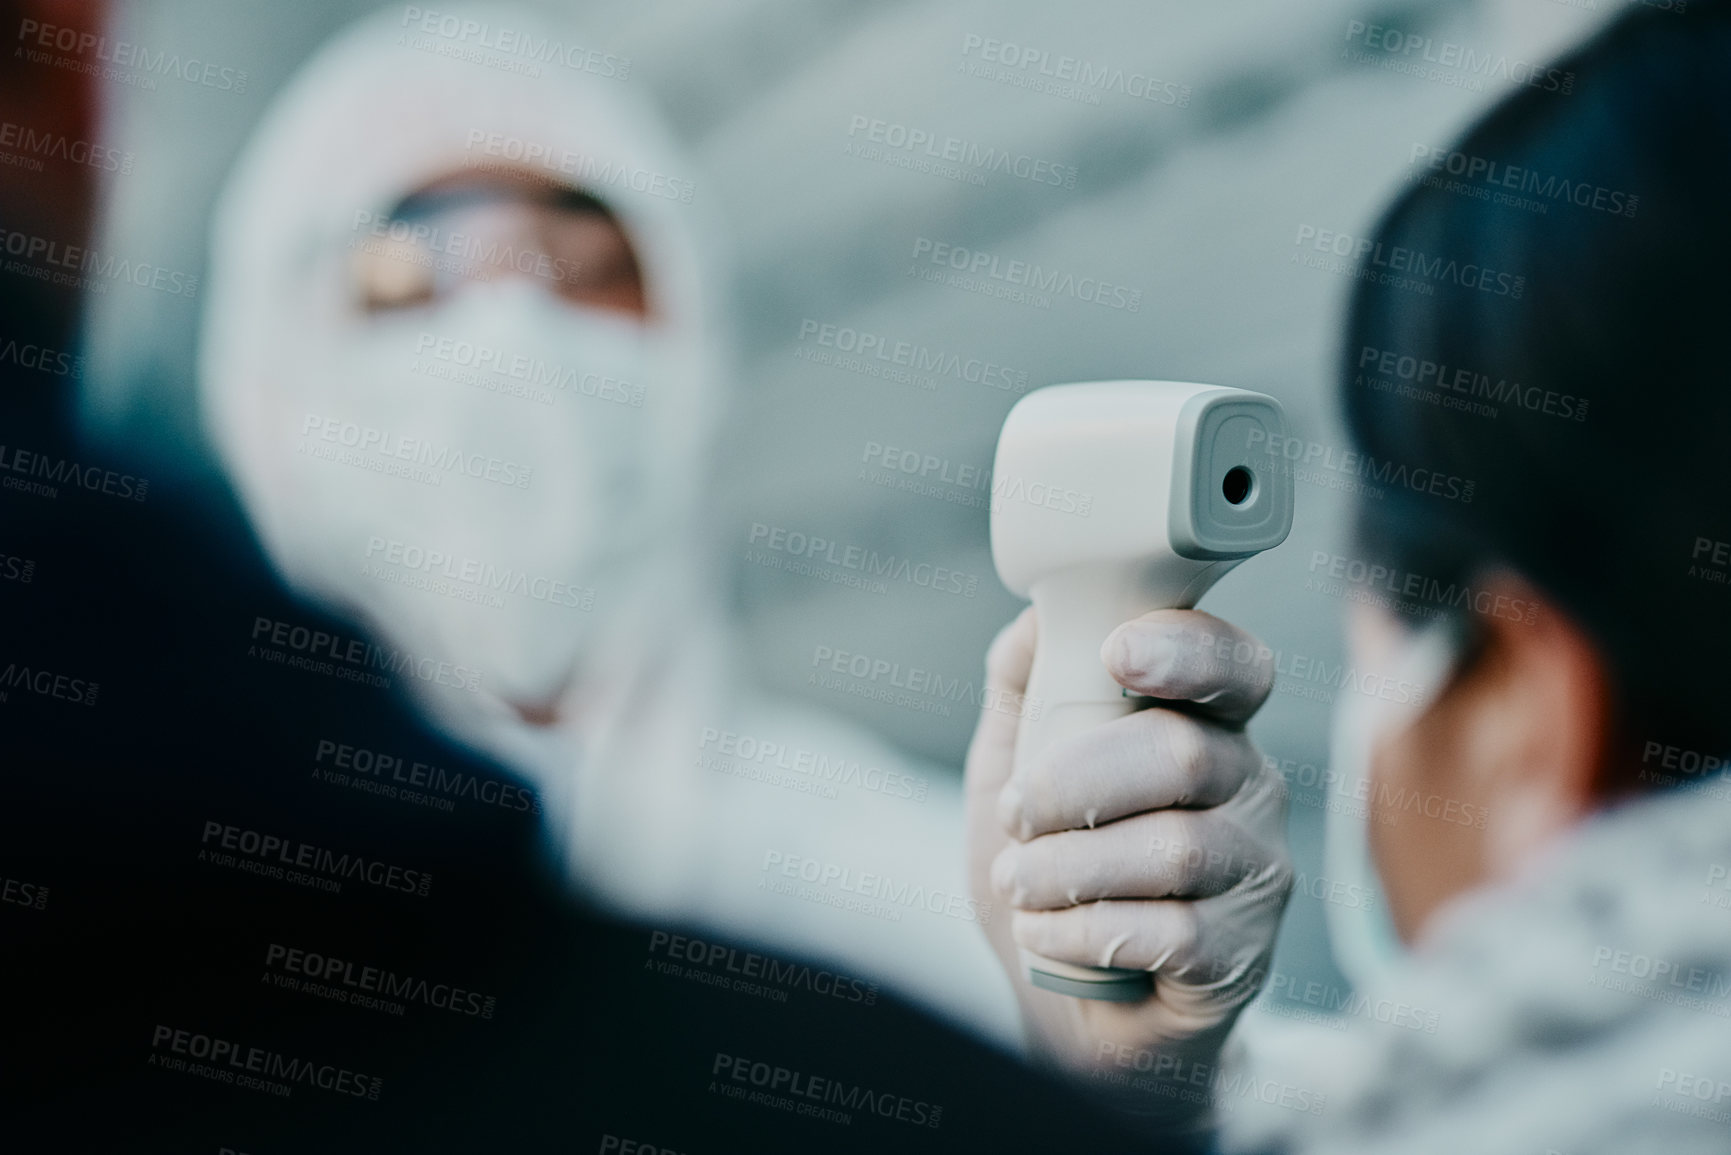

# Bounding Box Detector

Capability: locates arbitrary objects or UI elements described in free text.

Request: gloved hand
[965,606,1291,1118]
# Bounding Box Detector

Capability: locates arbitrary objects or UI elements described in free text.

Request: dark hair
[1341,1,1731,791]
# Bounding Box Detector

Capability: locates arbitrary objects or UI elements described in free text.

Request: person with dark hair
[965,4,1731,1152]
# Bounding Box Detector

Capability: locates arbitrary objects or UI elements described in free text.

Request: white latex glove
[965,606,1291,1122]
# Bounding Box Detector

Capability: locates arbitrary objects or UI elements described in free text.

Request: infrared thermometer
[989,380,1294,1001]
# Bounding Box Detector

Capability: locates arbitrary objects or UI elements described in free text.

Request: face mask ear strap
[1395,610,1475,723]
[1323,612,1468,988]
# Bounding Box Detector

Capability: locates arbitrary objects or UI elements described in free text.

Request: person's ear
[1373,572,1616,940]
[1454,574,1613,879]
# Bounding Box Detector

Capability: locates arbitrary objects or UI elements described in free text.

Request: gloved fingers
[965,606,1037,802]
[1102,609,1274,725]
[991,807,1282,910]
[1011,899,1199,973]
[1009,894,1282,994]
[999,707,1258,840]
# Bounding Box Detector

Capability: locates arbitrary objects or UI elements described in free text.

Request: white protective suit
[199,4,1018,1046]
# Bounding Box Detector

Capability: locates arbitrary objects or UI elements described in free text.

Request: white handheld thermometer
[989,381,1293,1001]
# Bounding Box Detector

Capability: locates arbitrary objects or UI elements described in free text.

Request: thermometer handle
[1013,562,1233,1000]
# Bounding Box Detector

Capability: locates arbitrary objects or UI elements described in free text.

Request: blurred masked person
[199,4,1016,1043]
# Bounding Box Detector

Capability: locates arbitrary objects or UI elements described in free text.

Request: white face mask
[1323,605,1466,989]
[256,278,668,707]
